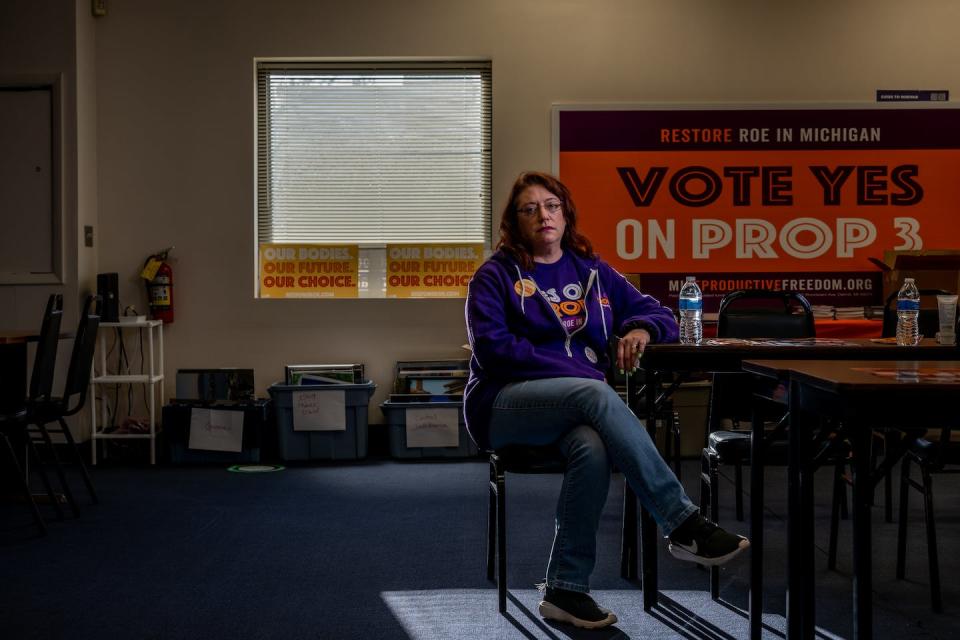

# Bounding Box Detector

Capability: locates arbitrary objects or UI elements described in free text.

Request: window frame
[253,58,492,299]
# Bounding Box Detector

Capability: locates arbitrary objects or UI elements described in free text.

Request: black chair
[30,295,102,511]
[486,364,641,614]
[871,288,951,523]
[716,289,816,341]
[488,445,640,613]
[701,289,816,522]
[896,427,960,612]
[0,294,65,533]
[619,367,684,480]
[613,318,685,479]
[698,290,850,600]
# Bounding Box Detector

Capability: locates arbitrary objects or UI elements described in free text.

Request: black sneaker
[667,514,750,566]
[538,586,617,629]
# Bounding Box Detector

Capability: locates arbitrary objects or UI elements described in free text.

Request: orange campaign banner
[555,105,960,310]
[386,243,484,298]
[259,243,359,298]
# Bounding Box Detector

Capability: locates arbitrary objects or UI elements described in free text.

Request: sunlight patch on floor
[381,588,803,639]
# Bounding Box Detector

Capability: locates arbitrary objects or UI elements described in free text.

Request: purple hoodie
[463,249,679,450]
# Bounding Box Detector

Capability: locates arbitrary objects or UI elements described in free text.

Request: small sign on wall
[386,243,484,298]
[188,408,244,452]
[405,407,460,448]
[876,89,949,102]
[258,243,359,298]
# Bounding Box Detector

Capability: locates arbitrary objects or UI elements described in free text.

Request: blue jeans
[488,377,697,593]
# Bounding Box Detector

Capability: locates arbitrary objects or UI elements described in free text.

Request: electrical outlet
[92,0,107,18]
[84,225,94,247]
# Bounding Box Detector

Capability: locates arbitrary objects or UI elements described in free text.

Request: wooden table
[631,338,959,618]
[743,359,960,640]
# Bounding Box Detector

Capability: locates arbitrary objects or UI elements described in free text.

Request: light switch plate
[84,225,94,247]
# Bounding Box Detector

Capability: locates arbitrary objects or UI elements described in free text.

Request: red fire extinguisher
[142,247,175,324]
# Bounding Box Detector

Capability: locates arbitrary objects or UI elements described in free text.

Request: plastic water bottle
[896,277,921,346]
[679,276,703,345]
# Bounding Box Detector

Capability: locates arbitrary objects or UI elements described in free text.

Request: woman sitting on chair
[464,171,749,629]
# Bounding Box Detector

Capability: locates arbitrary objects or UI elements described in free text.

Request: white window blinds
[256,60,492,246]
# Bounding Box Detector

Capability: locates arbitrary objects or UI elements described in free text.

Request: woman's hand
[617,328,651,373]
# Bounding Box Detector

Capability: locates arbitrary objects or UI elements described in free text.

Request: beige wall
[0,1,98,421]
[76,0,99,299]
[4,0,959,428]
[0,0,84,327]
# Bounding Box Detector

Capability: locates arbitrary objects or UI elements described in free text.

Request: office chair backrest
[881,289,951,339]
[29,294,64,402]
[717,289,815,339]
[709,289,814,431]
[59,295,102,415]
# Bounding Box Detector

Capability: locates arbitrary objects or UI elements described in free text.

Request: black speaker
[97,272,119,322]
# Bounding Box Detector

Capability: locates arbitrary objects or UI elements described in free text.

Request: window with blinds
[255,60,492,298]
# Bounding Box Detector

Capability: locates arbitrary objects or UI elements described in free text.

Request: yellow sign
[386,244,484,298]
[259,244,359,298]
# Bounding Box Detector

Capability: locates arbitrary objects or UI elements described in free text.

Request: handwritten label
[405,407,460,448]
[188,408,244,452]
[293,390,346,431]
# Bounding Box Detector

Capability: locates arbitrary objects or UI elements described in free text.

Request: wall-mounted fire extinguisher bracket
[140,246,175,324]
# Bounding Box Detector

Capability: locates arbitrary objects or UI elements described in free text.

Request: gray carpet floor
[1,458,956,639]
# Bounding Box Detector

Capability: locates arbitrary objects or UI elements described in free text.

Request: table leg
[883,429,897,522]
[641,368,660,610]
[787,380,815,639]
[851,423,873,639]
[621,482,638,580]
[749,393,765,640]
[641,507,657,609]
[800,417,815,638]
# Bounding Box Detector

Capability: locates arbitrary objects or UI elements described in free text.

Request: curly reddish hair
[496,171,594,270]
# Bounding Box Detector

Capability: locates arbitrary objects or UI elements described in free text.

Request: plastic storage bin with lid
[269,380,376,460]
[382,358,477,459]
[380,400,478,459]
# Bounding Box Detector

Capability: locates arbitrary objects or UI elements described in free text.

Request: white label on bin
[293,390,346,431]
[405,408,460,448]
[188,408,244,452]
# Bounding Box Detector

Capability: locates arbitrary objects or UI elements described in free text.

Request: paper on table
[868,336,928,344]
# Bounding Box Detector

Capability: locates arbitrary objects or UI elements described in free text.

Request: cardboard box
[869,250,960,306]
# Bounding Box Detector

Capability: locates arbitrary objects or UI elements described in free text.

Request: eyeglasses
[517,200,563,217]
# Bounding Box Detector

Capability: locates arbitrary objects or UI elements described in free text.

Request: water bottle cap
[685,276,695,282]
[904,278,915,283]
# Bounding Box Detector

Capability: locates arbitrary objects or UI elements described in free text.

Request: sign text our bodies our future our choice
[387,245,478,289]
[258,243,483,298]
